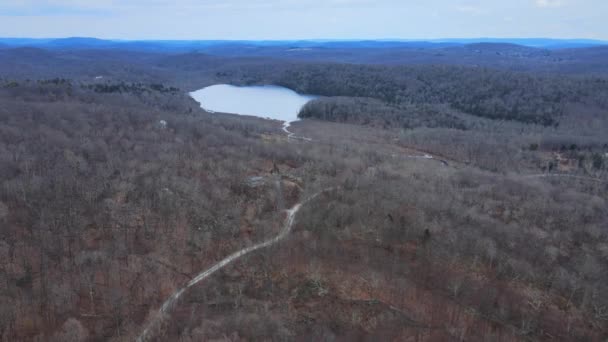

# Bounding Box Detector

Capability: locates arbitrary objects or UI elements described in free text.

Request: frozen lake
[190,84,317,123]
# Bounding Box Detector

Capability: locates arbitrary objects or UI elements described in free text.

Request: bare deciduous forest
[0,42,607,341]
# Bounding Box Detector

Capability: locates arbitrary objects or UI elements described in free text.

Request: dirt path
[137,117,448,341]
[398,153,449,166]
[282,121,312,141]
[137,188,331,342]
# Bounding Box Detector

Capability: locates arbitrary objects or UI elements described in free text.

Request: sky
[0,0,606,40]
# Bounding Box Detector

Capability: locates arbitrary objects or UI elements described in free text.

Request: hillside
[0,45,607,341]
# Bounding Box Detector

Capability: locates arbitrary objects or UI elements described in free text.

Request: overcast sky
[0,0,606,40]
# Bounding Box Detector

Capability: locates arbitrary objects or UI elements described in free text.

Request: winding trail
[137,188,331,342]
[282,121,312,141]
[282,120,448,167]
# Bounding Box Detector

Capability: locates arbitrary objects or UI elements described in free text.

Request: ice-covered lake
[190,84,317,123]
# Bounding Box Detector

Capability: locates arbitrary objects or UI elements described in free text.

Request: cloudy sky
[0,0,606,40]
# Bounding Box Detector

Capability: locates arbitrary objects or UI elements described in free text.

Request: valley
[0,40,607,341]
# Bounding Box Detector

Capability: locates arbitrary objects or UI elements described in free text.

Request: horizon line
[1,36,608,43]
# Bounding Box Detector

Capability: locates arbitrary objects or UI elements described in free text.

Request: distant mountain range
[428,38,608,49]
[0,37,606,53]
[1,37,608,77]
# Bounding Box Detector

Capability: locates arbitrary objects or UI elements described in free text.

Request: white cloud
[455,5,484,15]
[535,0,564,8]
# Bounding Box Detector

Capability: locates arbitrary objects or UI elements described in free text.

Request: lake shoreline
[189,84,318,125]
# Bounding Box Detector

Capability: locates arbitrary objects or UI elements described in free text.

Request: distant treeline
[1,78,179,94]
[86,82,179,94]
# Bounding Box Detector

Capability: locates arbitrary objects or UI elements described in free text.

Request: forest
[215,63,608,127]
[0,44,607,341]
